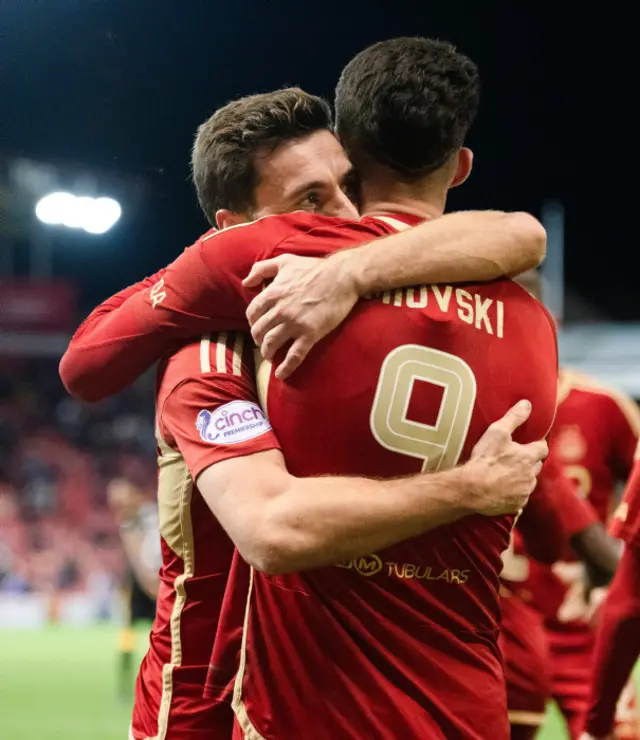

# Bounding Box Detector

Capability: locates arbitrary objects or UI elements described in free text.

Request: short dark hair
[335,38,480,179]
[192,88,333,225]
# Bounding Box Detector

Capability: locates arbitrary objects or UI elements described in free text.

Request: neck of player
[359,168,448,222]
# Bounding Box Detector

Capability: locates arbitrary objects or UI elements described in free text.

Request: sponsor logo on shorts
[336,555,470,584]
[196,401,271,445]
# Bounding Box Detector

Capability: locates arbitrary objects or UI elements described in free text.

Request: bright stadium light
[84,197,122,234]
[35,192,122,234]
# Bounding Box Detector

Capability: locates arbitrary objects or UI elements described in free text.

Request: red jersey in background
[526,370,640,738]
[499,452,598,731]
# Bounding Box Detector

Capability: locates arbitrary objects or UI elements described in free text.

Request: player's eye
[301,191,322,211]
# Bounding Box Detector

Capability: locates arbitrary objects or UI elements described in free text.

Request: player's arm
[71,268,167,342]
[59,268,167,401]
[245,210,546,378]
[607,392,640,479]
[524,452,620,583]
[193,402,547,574]
[342,209,546,287]
[59,225,271,401]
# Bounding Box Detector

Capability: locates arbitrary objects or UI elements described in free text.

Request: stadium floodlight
[35,192,122,235]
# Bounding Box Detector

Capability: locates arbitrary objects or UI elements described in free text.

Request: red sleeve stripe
[200,332,247,376]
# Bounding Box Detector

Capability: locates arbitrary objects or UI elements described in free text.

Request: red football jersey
[552,369,640,521]
[611,443,640,549]
[526,371,640,626]
[132,332,279,740]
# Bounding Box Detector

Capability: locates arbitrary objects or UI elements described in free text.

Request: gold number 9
[370,345,477,472]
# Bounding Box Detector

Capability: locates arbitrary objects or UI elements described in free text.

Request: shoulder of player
[273,214,394,255]
[561,368,640,431]
[157,332,254,400]
[197,212,338,249]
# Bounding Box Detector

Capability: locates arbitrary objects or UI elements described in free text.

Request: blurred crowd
[0,357,157,603]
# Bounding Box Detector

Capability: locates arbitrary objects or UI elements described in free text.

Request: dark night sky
[2,1,635,318]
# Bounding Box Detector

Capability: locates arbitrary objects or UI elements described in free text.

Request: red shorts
[499,592,550,728]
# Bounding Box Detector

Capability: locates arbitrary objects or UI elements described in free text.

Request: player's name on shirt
[336,553,471,584]
[366,284,505,338]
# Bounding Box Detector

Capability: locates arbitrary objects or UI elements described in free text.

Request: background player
[510,268,639,738]
[500,447,621,739]
[520,302,640,738]
[107,479,159,700]
[582,448,640,740]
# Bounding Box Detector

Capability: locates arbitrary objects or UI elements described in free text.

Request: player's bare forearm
[585,547,640,737]
[571,523,621,587]
[199,402,544,575]
[343,210,546,296]
[199,451,480,574]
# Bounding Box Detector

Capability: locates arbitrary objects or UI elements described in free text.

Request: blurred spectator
[0,358,156,605]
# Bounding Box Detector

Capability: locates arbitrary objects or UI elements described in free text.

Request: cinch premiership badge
[196,400,271,445]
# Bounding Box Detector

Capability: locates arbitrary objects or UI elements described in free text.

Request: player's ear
[450,148,473,188]
[216,209,249,230]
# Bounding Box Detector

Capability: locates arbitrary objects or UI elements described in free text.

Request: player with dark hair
[61,37,557,739]
[191,88,346,227]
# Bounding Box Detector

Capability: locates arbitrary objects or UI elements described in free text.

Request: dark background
[2,1,633,317]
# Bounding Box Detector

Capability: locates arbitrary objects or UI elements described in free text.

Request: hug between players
[59,37,640,740]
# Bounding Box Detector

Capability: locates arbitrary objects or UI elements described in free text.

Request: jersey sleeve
[611,447,640,549]
[59,268,168,401]
[606,391,640,478]
[159,342,280,480]
[59,221,290,403]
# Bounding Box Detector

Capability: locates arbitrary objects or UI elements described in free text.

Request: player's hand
[243,252,359,380]
[579,734,615,740]
[465,400,548,516]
